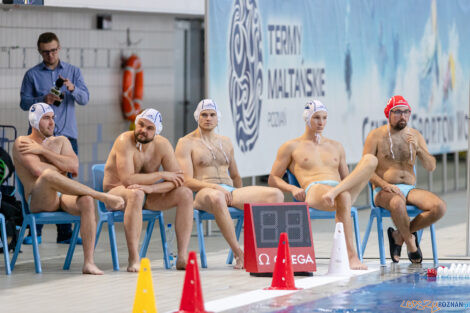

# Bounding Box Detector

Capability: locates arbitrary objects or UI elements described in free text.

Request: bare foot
[406,233,422,263]
[322,190,336,207]
[233,253,244,269]
[388,229,404,262]
[176,255,187,270]
[83,263,104,275]
[103,194,125,211]
[127,262,140,273]
[405,233,417,252]
[349,257,368,270]
[127,257,140,272]
[392,230,405,246]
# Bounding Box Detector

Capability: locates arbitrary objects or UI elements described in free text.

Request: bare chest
[292,143,340,169]
[132,149,162,173]
[42,139,62,155]
[377,134,415,164]
[192,140,229,168]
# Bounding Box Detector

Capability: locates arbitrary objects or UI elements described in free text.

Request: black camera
[50,77,65,106]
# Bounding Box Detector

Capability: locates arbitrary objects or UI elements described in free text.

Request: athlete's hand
[214,185,233,206]
[405,130,419,152]
[382,184,404,197]
[127,184,153,194]
[292,187,306,202]
[18,138,44,155]
[161,170,184,187]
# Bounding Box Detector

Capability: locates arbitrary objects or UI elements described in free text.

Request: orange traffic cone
[175,251,212,313]
[265,232,301,290]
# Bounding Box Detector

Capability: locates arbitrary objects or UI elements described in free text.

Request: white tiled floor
[1,190,469,312]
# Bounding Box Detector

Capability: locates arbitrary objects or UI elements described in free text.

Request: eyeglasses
[40,48,59,55]
[391,109,411,116]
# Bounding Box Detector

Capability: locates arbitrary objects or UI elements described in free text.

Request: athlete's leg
[194,188,244,269]
[108,185,145,272]
[375,190,417,262]
[306,185,367,269]
[60,194,103,275]
[230,186,284,209]
[406,189,446,232]
[323,154,377,206]
[145,186,193,270]
[32,169,124,211]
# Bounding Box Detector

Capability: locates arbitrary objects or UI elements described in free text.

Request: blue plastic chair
[361,183,438,265]
[91,164,170,271]
[0,125,16,274]
[11,176,81,273]
[0,191,11,274]
[0,213,11,275]
[194,207,244,268]
[286,170,363,260]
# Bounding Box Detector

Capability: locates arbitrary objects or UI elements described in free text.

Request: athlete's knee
[362,154,378,169]
[38,168,60,184]
[175,186,193,203]
[76,195,94,213]
[266,188,284,203]
[205,191,226,209]
[126,189,145,205]
[388,196,406,212]
[431,199,446,220]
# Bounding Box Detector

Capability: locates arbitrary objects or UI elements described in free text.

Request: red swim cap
[384,95,411,118]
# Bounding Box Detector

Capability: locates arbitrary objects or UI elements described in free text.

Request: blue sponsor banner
[207,0,470,176]
[7,0,43,4]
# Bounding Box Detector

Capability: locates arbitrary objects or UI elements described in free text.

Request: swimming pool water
[273,272,470,313]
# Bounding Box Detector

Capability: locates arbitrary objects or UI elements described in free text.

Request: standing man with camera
[19,32,89,245]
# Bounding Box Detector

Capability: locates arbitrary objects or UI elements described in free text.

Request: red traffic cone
[265,232,301,290]
[175,251,212,313]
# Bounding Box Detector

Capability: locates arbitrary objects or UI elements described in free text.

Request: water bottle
[166,223,176,268]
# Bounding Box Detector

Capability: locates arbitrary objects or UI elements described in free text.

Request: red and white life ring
[122,54,143,121]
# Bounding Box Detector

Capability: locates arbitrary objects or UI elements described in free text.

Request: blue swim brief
[218,184,236,193]
[305,180,339,194]
[28,192,62,208]
[193,183,236,197]
[373,184,416,203]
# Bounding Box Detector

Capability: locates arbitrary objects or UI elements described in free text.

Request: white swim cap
[29,102,54,130]
[193,99,221,122]
[135,108,163,135]
[303,100,327,127]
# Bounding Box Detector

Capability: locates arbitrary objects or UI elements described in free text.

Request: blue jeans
[33,137,78,240]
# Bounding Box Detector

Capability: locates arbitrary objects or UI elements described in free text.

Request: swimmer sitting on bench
[363,95,446,264]
[13,103,125,275]
[268,100,377,270]
[104,109,193,272]
[175,99,284,269]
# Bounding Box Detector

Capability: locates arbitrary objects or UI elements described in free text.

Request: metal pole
[443,153,447,193]
[428,171,433,192]
[455,151,459,191]
[204,0,209,99]
[251,176,256,186]
[205,221,212,237]
[466,80,470,256]
[467,137,470,255]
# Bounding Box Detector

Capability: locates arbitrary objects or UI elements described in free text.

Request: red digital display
[244,202,316,274]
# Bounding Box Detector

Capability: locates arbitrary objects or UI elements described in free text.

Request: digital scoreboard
[244,203,316,274]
